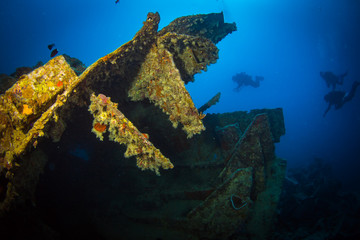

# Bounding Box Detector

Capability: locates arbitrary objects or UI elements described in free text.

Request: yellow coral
[128,42,205,138]
[0,55,79,174]
[89,93,173,175]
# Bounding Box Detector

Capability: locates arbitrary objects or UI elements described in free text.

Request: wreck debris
[0,55,83,214]
[214,122,242,158]
[219,114,274,192]
[0,10,208,186]
[89,93,173,175]
[111,109,286,239]
[129,43,205,138]
[158,32,219,84]
[198,92,221,113]
[217,114,286,239]
[179,114,286,239]
[0,12,161,171]
[187,167,253,239]
[158,12,237,44]
[0,55,79,174]
[0,11,241,221]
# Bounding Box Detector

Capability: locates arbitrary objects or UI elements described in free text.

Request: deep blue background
[1,0,359,188]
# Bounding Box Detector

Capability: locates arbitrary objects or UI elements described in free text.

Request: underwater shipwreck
[0,12,286,239]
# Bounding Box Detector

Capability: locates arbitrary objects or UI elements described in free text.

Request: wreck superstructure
[0,12,286,240]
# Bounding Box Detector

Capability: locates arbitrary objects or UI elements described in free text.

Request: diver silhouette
[232,72,264,91]
[320,71,347,90]
[323,81,360,117]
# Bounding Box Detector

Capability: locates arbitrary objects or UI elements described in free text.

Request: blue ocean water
[0,0,360,238]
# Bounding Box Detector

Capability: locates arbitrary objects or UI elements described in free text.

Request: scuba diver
[320,71,347,90]
[232,72,264,91]
[323,81,360,117]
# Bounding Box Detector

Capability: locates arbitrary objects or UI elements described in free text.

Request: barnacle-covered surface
[0,55,78,171]
[158,12,237,44]
[158,32,219,83]
[129,43,205,138]
[3,56,76,125]
[89,93,173,175]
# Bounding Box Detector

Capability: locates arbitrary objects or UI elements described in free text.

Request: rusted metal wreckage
[0,12,286,239]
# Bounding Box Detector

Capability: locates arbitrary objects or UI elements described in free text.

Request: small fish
[115,0,119,3]
[48,43,55,50]
[50,48,58,58]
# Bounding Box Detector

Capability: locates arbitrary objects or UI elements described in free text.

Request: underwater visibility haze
[0,0,359,239]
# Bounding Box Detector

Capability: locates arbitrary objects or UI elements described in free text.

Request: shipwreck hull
[0,11,286,240]
[32,108,286,240]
